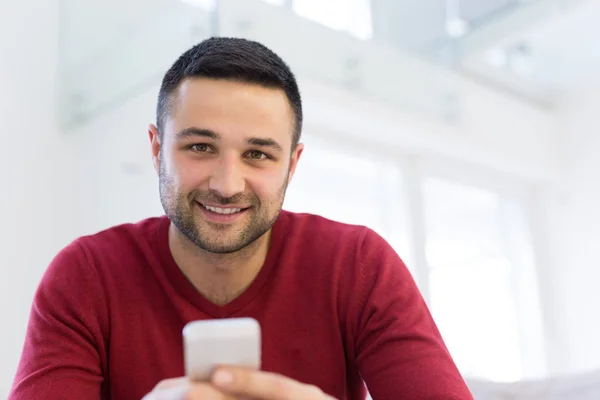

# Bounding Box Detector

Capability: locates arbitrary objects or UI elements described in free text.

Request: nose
[208,153,246,199]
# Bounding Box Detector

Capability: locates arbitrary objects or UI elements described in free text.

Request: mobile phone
[182,317,261,381]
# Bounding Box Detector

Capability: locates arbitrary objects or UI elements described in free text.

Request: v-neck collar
[154,212,289,318]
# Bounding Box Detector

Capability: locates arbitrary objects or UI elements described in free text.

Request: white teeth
[204,205,242,215]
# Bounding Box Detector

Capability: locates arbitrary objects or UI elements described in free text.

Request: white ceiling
[457,0,600,107]
[367,0,595,108]
[370,0,522,51]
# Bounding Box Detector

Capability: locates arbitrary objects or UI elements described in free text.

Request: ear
[287,142,304,184]
[148,124,161,175]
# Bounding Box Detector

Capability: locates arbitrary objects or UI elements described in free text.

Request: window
[290,0,373,40]
[421,176,545,382]
[260,0,288,5]
[180,0,216,11]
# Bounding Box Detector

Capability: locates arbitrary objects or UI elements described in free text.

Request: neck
[168,224,271,306]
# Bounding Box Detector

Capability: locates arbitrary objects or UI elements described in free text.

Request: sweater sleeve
[9,240,108,399]
[352,229,473,400]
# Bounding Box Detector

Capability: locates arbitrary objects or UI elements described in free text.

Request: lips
[196,202,251,223]
[202,204,244,215]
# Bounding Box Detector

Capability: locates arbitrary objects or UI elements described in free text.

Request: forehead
[165,78,295,146]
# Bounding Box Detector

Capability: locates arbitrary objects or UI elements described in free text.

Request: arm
[9,241,108,399]
[352,229,473,400]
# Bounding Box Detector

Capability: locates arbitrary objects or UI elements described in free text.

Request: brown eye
[190,144,210,153]
[247,150,267,160]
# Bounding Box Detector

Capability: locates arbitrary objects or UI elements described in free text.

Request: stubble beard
[159,162,289,254]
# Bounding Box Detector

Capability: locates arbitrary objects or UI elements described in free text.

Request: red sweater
[10,211,473,399]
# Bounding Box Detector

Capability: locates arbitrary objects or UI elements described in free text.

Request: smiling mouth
[199,203,249,215]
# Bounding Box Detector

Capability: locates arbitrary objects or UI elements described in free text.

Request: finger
[211,367,332,400]
[151,381,237,400]
[186,383,239,400]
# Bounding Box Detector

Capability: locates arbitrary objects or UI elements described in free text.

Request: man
[10,37,473,399]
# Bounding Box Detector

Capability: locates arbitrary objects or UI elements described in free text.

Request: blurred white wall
[550,90,600,374]
[68,85,164,236]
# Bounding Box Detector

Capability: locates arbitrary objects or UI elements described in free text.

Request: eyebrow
[174,127,284,152]
[174,127,218,141]
[247,137,283,152]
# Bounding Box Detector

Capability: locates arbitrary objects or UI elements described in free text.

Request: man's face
[150,78,303,254]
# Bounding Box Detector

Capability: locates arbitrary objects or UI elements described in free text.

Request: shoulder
[42,216,167,286]
[74,216,167,255]
[278,210,393,258]
[276,210,401,283]
[278,209,373,247]
[26,220,163,349]
[280,211,409,281]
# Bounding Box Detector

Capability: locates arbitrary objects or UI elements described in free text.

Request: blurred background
[1,0,600,398]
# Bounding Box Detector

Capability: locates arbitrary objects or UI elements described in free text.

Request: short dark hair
[156,37,303,147]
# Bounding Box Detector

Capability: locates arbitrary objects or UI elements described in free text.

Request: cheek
[165,154,210,190]
[247,167,289,198]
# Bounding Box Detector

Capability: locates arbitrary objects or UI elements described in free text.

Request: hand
[143,366,337,400]
[210,366,336,400]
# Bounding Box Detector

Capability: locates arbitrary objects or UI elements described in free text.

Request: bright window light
[421,176,545,382]
[292,0,373,40]
[260,0,287,5]
[180,0,216,11]
[486,48,509,68]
